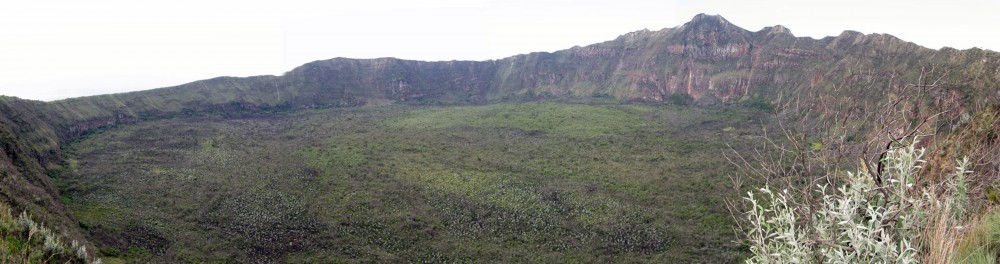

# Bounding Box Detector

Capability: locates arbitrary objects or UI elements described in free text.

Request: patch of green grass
[387,102,652,138]
[70,203,123,223]
[401,166,544,212]
[956,211,1000,263]
[297,142,367,179]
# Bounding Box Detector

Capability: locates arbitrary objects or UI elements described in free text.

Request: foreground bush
[0,202,101,264]
[742,141,976,263]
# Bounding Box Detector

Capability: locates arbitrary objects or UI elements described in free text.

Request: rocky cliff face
[443,14,756,101]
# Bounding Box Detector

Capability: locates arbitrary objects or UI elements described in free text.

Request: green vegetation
[956,211,1000,263]
[0,202,100,264]
[57,102,767,262]
[386,102,652,138]
[737,95,774,113]
[747,143,927,262]
[741,140,987,263]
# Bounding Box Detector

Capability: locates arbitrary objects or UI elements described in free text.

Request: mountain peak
[686,13,732,27]
[762,25,793,36]
[670,13,750,45]
[675,13,748,36]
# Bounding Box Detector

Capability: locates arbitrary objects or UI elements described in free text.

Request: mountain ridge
[27,14,998,121]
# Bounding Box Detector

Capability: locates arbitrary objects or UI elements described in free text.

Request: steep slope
[0,96,92,253]
[491,14,757,101]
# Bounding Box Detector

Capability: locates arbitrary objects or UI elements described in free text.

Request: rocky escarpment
[37,14,1000,139]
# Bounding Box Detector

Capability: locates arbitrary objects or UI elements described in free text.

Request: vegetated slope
[58,102,768,262]
[0,97,94,254]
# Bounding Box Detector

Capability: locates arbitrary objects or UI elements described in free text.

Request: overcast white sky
[1,0,998,101]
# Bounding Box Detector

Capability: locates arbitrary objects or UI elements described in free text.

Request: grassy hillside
[55,102,769,263]
[0,97,96,257]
